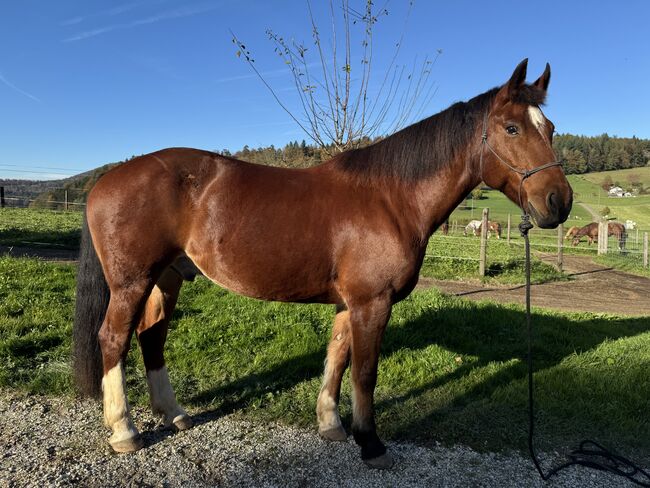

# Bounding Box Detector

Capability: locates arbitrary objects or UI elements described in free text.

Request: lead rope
[519,218,650,486]
[478,110,649,485]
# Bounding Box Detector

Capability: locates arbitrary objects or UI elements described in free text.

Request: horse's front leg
[348,296,392,469]
[317,304,351,441]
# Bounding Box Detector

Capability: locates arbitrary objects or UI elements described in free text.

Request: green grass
[0,257,76,393]
[0,208,82,249]
[1,256,649,461]
[594,252,650,279]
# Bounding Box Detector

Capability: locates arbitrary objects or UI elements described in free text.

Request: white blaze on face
[528,106,547,134]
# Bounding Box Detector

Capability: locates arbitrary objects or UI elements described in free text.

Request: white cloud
[63,2,221,42]
[0,72,40,102]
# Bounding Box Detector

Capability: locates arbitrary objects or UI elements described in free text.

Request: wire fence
[426,213,649,275]
[0,186,86,211]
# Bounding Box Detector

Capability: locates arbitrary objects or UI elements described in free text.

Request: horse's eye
[506,125,519,136]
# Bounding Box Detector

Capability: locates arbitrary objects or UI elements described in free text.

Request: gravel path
[1,391,641,487]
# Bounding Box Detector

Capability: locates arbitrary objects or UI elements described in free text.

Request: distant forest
[553,133,650,174]
[2,133,648,209]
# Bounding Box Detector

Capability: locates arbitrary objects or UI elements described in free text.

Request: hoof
[364,452,394,470]
[109,434,144,453]
[319,425,347,442]
[173,415,193,432]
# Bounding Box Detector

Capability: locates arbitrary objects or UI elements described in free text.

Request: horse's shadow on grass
[0,228,80,250]
[156,293,650,459]
[374,303,650,455]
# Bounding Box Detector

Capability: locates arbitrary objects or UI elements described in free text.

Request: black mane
[335,83,546,181]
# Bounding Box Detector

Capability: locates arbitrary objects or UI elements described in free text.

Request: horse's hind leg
[99,281,152,453]
[317,304,351,441]
[136,267,192,431]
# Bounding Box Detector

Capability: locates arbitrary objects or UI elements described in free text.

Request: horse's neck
[402,159,481,241]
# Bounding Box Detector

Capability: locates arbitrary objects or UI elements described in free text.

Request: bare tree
[232,0,441,155]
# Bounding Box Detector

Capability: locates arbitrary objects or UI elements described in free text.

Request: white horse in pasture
[464,220,483,237]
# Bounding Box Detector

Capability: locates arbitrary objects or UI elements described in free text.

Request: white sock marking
[102,361,139,443]
[147,366,188,426]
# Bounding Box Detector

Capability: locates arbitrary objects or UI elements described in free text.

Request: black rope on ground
[520,215,650,487]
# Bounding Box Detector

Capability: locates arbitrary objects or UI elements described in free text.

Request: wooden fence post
[0,186,5,208]
[557,223,563,272]
[507,214,511,245]
[644,232,649,268]
[598,221,608,255]
[636,228,639,249]
[479,208,489,276]
[64,190,68,211]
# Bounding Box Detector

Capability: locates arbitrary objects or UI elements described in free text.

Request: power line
[0,168,74,177]
[0,163,88,172]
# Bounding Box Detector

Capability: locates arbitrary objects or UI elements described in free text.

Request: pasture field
[0,208,82,249]
[566,171,650,228]
[1,255,649,461]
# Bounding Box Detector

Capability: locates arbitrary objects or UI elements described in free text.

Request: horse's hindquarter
[185,161,421,305]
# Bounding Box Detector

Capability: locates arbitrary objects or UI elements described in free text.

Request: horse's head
[480,59,572,229]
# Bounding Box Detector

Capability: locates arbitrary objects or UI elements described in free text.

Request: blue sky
[1,0,649,180]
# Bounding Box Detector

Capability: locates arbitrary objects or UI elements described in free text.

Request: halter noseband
[478,111,563,225]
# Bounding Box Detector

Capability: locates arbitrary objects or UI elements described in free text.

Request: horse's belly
[186,242,337,304]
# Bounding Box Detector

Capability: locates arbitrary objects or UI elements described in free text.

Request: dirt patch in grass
[418,254,650,316]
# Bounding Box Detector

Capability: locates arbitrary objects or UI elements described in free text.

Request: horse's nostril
[546,192,558,213]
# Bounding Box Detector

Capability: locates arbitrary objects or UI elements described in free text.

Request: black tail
[73,213,110,398]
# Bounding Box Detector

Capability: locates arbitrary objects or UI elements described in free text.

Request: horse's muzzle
[528,190,572,229]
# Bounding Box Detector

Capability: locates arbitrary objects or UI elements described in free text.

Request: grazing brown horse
[440,219,450,235]
[73,59,572,468]
[564,225,580,240]
[608,222,627,249]
[572,222,627,249]
[487,221,502,239]
[571,222,599,245]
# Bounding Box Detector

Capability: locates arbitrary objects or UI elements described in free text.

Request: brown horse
[608,222,627,249]
[487,221,502,239]
[440,219,450,235]
[73,59,572,468]
[564,225,580,240]
[572,222,627,249]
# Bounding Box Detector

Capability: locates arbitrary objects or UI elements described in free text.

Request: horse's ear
[507,58,528,99]
[495,58,528,104]
[533,63,551,92]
